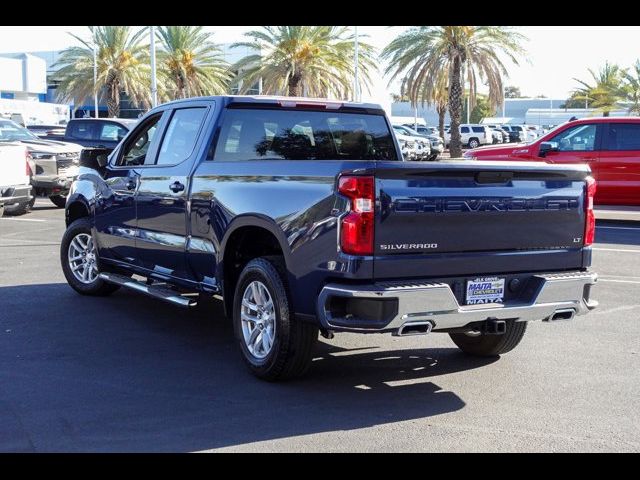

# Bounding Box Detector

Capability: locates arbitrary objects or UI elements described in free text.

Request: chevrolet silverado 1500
[60,96,598,380]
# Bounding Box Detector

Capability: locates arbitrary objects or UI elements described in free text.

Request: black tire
[49,194,67,208]
[233,256,318,381]
[449,321,527,357]
[0,203,4,217]
[3,199,32,216]
[468,138,480,149]
[60,217,120,296]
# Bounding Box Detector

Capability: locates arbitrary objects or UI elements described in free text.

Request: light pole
[93,40,98,118]
[353,26,359,102]
[150,26,158,107]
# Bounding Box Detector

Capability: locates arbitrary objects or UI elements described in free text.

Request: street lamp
[93,40,98,118]
[353,26,359,102]
[150,26,158,108]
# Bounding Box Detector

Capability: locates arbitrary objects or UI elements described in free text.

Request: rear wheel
[49,194,67,208]
[60,217,119,296]
[0,203,4,217]
[449,321,527,356]
[468,138,480,149]
[233,257,318,381]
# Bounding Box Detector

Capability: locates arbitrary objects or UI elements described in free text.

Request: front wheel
[60,217,120,296]
[233,257,318,381]
[3,199,32,216]
[449,321,527,356]
[49,194,67,208]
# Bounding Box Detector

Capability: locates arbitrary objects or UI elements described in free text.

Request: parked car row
[465,116,640,206]
[392,124,443,161]
[1,117,138,214]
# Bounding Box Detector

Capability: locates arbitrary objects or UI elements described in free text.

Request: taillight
[338,175,375,255]
[25,149,33,176]
[584,176,596,246]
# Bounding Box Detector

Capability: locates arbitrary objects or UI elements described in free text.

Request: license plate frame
[465,276,506,305]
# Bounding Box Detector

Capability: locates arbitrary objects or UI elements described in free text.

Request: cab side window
[117,114,162,167]
[550,124,597,152]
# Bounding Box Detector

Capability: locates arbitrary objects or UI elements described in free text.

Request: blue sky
[1,25,639,102]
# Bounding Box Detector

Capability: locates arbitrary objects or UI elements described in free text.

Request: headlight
[30,152,54,159]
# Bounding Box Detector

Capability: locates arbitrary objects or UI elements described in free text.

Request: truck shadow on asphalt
[0,283,497,452]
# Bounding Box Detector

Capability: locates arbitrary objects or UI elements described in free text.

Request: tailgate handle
[475,171,513,184]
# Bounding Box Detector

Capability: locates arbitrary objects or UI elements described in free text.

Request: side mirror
[538,141,558,158]
[80,147,113,170]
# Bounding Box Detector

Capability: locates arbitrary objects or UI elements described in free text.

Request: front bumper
[1,184,32,205]
[317,271,598,333]
[31,174,75,191]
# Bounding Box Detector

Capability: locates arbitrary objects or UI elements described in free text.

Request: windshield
[0,119,39,142]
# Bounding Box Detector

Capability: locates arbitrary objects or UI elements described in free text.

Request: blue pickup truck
[60,96,598,380]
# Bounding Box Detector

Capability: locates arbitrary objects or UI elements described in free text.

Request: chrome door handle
[170,181,185,193]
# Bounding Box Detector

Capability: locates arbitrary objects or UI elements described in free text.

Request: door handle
[170,181,185,193]
[126,179,137,190]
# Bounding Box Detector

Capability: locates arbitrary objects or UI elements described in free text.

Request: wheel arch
[218,215,291,318]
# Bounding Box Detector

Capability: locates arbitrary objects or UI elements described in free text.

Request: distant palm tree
[382,26,525,157]
[621,60,640,115]
[230,26,376,98]
[156,26,232,100]
[54,26,151,117]
[572,62,624,117]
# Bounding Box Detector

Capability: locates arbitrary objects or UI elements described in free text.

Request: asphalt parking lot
[0,199,639,452]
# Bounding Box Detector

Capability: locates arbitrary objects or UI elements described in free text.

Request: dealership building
[0,44,261,122]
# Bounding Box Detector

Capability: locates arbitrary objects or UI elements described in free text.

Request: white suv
[445,124,493,149]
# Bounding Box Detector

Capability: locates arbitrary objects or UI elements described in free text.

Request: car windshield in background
[0,119,39,142]
[214,109,398,161]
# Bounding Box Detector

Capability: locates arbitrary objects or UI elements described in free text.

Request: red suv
[464,118,640,205]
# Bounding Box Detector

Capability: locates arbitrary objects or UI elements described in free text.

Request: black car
[44,118,139,149]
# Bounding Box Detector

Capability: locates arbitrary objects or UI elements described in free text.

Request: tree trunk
[448,55,463,158]
[603,110,610,117]
[437,103,446,141]
[106,77,120,118]
[288,73,302,96]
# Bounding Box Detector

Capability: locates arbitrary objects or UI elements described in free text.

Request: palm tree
[230,26,376,98]
[382,26,525,157]
[622,60,640,115]
[54,26,151,117]
[156,26,232,100]
[572,62,624,117]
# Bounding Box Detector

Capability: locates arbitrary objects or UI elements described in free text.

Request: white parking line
[599,278,640,285]
[0,217,46,223]
[593,247,640,253]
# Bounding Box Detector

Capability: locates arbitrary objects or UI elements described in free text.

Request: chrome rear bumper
[317,271,598,333]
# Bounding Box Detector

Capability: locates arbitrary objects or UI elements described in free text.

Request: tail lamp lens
[338,175,375,255]
[584,176,596,246]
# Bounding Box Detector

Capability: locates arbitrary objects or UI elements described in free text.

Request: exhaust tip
[549,308,576,321]
[396,321,434,336]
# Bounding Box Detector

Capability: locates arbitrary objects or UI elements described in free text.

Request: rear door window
[604,123,640,150]
[471,126,485,133]
[212,108,398,161]
[68,121,96,140]
[100,123,128,142]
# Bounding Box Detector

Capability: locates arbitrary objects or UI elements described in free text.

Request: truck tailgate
[374,160,590,278]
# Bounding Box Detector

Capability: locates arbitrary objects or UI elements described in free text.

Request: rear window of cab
[212,108,398,161]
